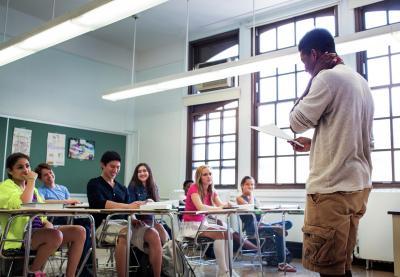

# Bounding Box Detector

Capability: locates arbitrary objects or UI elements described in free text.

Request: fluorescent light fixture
[103,22,400,101]
[0,0,167,66]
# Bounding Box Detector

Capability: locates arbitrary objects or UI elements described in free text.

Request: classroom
[0,0,399,276]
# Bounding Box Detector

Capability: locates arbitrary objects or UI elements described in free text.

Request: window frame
[252,7,338,189]
[355,0,400,188]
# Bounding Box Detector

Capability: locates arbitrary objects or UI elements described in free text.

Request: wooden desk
[388,210,400,276]
[0,208,100,277]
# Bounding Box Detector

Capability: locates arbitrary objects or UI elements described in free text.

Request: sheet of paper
[250,124,304,147]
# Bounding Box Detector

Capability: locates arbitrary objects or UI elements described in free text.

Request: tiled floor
[191,259,395,277]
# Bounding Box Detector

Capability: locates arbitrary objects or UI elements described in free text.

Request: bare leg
[144,228,162,277]
[154,222,170,245]
[232,232,257,250]
[115,230,128,277]
[30,228,63,271]
[58,225,86,277]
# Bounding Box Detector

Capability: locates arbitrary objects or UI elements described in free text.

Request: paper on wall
[47,132,66,166]
[12,128,32,155]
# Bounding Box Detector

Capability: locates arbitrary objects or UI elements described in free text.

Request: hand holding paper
[250,124,304,148]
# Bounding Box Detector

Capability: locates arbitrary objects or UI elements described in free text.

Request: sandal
[28,271,47,277]
[278,263,297,272]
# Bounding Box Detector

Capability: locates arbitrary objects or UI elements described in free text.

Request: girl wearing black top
[128,163,169,244]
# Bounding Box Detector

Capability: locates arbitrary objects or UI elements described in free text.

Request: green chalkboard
[0,116,126,193]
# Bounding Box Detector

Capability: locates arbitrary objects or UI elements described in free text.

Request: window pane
[296,155,310,183]
[194,120,206,137]
[297,71,309,97]
[394,118,400,149]
[260,77,277,102]
[276,101,294,128]
[371,151,392,182]
[296,18,314,44]
[223,135,235,142]
[373,119,391,149]
[207,45,239,62]
[391,54,400,84]
[258,104,275,126]
[224,101,238,109]
[221,168,235,185]
[222,160,235,167]
[389,10,400,24]
[366,45,389,58]
[224,110,236,117]
[258,158,275,183]
[209,112,220,119]
[208,136,220,143]
[372,88,390,118]
[367,57,390,87]
[277,64,295,75]
[222,142,235,159]
[392,87,400,116]
[277,23,295,49]
[277,137,293,155]
[365,11,387,29]
[193,144,205,161]
[208,119,220,135]
[208,143,220,160]
[223,117,236,134]
[277,157,294,183]
[260,28,276,53]
[278,73,296,100]
[260,66,276,78]
[208,161,220,169]
[258,132,275,156]
[391,43,400,54]
[395,151,400,181]
[315,16,335,36]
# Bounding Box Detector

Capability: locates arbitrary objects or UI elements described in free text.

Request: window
[187,100,239,188]
[253,8,337,188]
[188,30,239,94]
[187,31,240,187]
[356,0,400,185]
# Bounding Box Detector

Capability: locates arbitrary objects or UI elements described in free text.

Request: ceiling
[4,0,308,52]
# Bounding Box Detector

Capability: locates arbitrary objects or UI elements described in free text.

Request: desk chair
[96,214,141,276]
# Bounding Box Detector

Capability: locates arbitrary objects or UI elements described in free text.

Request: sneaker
[27,271,46,277]
[278,263,297,272]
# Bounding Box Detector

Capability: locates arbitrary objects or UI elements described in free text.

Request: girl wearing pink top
[181,165,236,277]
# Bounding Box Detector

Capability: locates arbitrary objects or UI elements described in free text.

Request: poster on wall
[11,127,32,155]
[68,138,95,160]
[46,133,66,166]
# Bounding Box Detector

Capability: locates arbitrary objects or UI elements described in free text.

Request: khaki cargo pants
[302,188,371,275]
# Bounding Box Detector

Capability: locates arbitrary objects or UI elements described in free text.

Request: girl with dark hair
[128,163,169,244]
[0,153,86,277]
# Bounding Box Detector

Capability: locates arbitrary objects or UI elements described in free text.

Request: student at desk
[236,176,296,272]
[86,151,163,277]
[35,162,93,277]
[182,165,256,277]
[128,163,169,245]
[0,153,85,277]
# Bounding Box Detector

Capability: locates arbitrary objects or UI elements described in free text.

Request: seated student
[35,162,93,277]
[181,165,256,277]
[182,179,193,197]
[86,151,163,277]
[128,163,170,245]
[236,176,296,272]
[0,153,86,277]
[35,163,81,205]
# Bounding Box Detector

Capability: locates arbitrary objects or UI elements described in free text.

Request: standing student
[182,165,254,277]
[128,163,170,244]
[236,176,295,272]
[86,151,163,277]
[0,153,85,277]
[289,28,374,277]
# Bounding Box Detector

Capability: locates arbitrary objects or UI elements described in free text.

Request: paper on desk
[250,124,304,147]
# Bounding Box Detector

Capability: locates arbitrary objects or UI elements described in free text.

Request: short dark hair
[298,28,336,54]
[100,151,121,165]
[240,176,255,188]
[6,152,30,178]
[34,163,52,179]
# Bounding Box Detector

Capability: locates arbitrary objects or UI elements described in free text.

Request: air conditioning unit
[195,58,235,92]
